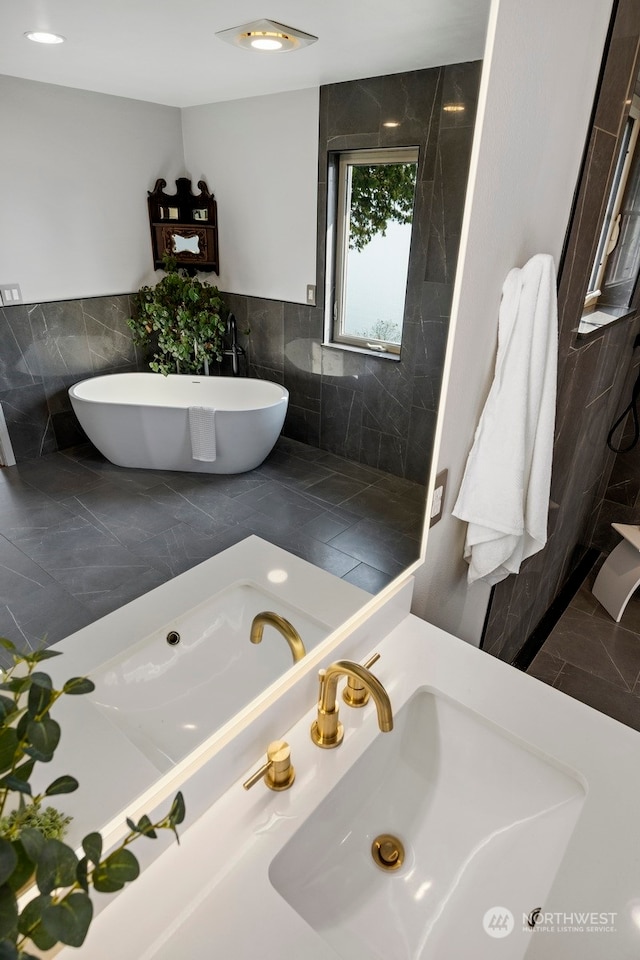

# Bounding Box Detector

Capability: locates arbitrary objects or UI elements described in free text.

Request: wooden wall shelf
[148,177,219,273]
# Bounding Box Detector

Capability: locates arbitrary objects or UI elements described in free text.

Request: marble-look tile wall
[225,63,481,484]
[592,349,640,552]
[482,0,640,663]
[0,295,143,461]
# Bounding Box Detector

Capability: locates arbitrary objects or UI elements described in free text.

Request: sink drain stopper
[371,834,405,871]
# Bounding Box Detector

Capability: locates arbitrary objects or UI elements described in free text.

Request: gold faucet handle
[243,740,295,792]
[311,668,344,748]
[316,668,327,705]
[343,653,381,707]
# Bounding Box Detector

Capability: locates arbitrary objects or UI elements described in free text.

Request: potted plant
[0,637,185,958]
[128,256,228,376]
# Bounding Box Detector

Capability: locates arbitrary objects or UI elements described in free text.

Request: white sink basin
[269,688,585,960]
[89,583,329,771]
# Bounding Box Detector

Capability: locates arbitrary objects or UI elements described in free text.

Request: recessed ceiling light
[216,19,317,53]
[383,121,401,128]
[443,103,465,113]
[24,31,65,44]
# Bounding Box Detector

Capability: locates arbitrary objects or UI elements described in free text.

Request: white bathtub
[68,372,289,473]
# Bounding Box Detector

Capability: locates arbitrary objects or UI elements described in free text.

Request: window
[582,98,640,319]
[326,147,419,357]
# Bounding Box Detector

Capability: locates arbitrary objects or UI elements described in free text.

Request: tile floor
[0,436,425,656]
[527,565,640,732]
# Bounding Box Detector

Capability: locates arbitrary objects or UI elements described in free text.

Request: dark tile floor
[527,564,640,732]
[0,437,424,655]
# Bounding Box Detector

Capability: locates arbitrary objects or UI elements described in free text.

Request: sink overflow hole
[371,834,405,872]
[166,630,181,645]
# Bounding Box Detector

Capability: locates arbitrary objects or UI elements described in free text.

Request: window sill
[576,304,637,340]
[321,341,401,362]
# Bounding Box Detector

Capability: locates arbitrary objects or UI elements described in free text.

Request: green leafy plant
[128,256,228,376]
[0,805,71,843]
[349,163,417,251]
[0,637,185,958]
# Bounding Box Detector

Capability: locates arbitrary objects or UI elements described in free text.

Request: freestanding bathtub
[68,372,289,473]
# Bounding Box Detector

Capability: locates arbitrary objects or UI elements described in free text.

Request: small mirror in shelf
[173,233,201,255]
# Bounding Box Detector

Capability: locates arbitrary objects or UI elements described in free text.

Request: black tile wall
[593,348,640,547]
[0,295,143,461]
[482,0,640,664]
[224,63,482,483]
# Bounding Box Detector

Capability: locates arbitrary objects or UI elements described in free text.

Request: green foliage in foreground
[128,255,227,376]
[0,637,185,958]
[0,805,71,843]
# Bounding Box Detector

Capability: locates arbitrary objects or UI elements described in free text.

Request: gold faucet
[311,659,393,748]
[250,611,306,664]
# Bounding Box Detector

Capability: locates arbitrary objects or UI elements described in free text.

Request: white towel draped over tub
[188,406,217,462]
[452,253,558,586]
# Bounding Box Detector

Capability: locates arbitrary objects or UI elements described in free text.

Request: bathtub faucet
[228,312,238,346]
[250,611,306,664]
[224,313,246,377]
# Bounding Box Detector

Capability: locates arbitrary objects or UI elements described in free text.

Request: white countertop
[59,613,640,959]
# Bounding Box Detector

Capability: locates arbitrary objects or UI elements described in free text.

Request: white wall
[182,88,319,305]
[0,75,185,304]
[0,78,317,307]
[412,0,616,644]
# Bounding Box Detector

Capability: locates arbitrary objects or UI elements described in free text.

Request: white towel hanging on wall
[452,253,558,585]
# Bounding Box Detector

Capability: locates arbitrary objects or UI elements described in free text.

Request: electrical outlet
[0,284,23,306]
[306,284,316,306]
[429,468,448,527]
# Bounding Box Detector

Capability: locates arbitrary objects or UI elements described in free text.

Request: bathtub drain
[166,630,181,645]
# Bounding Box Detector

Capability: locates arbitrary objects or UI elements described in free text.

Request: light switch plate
[306,284,316,306]
[429,468,448,527]
[0,284,23,306]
